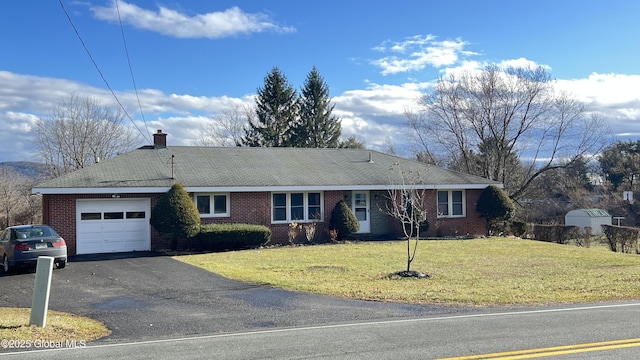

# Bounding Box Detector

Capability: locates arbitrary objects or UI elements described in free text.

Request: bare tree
[382,163,429,277]
[0,167,28,227]
[407,64,610,200]
[17,183,42,225]
[199,103,254,147]
[34,94,140,177]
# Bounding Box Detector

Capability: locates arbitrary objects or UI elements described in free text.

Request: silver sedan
[0,224,67,273]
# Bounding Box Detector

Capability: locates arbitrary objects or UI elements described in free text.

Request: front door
[352,191,370,233]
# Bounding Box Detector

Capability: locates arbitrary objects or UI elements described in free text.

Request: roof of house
[32,146,501,194]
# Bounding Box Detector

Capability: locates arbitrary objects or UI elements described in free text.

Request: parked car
[0,225,67,273]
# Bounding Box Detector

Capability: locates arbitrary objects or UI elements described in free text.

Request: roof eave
[32,183,500,195]
[32,187,172,195]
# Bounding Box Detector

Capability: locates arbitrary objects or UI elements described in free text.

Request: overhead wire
[57,0,152,145]
[115,0,151,142]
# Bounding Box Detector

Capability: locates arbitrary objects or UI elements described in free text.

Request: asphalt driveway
[0,252,475,343]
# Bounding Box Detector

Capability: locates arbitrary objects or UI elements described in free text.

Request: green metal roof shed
[565,208,612,235]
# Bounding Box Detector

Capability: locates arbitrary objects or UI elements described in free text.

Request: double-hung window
[437,190,465,217]
[272,192,323,223]
[195,193,229,218]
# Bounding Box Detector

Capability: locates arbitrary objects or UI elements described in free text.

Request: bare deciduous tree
[382,163,429,276]
[0,167,31,227]
[199,103,254,147]
[35,94,140,177]
[407,64,610,200]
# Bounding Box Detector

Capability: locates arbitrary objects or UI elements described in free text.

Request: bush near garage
[197,223,271,252]
[150,183,201,251]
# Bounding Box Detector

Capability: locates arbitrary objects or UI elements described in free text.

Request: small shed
[565,208,612,235]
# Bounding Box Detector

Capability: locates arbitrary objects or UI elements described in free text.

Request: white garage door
[76,199,151,254]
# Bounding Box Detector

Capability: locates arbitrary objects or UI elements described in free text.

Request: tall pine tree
[295,66,341,148]
[243,67,300,147]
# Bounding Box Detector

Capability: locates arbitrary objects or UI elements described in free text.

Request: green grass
[177,238,640,306]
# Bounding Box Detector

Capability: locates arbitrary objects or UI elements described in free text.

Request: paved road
[2,253,639,358]
[0,252,479,343]
[1,302,639,359]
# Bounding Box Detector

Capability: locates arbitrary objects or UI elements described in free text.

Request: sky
[1,0,640,163]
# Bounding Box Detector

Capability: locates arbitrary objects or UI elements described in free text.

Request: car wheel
[56,261,66,269]
[2,255,9,274]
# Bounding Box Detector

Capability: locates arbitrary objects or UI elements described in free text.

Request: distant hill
[0,161,49,180]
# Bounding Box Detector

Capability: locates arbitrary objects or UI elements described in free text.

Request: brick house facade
[34,131,501,255]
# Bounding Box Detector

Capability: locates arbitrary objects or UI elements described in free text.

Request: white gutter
[32,183,501,195]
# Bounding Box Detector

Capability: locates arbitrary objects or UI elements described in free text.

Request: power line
[115,0,151,143]
[58,0,152,144]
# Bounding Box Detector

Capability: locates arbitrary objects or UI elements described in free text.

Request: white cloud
[556,73,640,106]
[498,57,550,70]
[556,73,640,138]
[333,82,428,153]
[0,111,39,161]
[2,63,640,162]
[0,71,256,161]
[91,1,295,39]
[334,82,426,116]
[371,35,478,75]
[144,115,213,147]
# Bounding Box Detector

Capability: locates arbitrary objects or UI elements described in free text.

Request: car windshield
[15,226,57,240]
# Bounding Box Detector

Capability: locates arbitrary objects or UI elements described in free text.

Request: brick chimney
[153,129,167,148]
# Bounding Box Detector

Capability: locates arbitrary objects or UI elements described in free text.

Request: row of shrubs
[196,223,271,252]
[602,224,640,254]
[530,224,580,245]
[528,223,640,254]
[192,199,360,252]
[151,183,360,251]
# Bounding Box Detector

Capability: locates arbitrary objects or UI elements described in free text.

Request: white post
[29,256,54,327]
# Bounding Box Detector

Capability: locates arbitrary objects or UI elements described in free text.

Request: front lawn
[177,238,640,306]
[0,308,110,347]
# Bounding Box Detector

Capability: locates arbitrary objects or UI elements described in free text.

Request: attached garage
[76,199,151,254]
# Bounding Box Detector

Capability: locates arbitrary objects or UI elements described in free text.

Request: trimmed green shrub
[198,223,271,252]
[476,185,514,235]
[329,200,359,240]
[150,183,201,250]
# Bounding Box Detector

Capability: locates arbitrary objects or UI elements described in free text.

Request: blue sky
[1,0,640,162]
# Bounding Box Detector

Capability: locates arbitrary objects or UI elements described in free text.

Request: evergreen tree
[599,140,640,191]
[339,136,365,149]
[329,200,360,240]
[476,185,514,235]
[296,66,341,147]
[243,67,300,147]
[150,183,201,250]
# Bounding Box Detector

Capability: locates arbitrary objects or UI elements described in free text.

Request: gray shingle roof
[33,147,500,194]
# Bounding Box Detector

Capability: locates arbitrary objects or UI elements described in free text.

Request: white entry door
[352,191,370,233]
